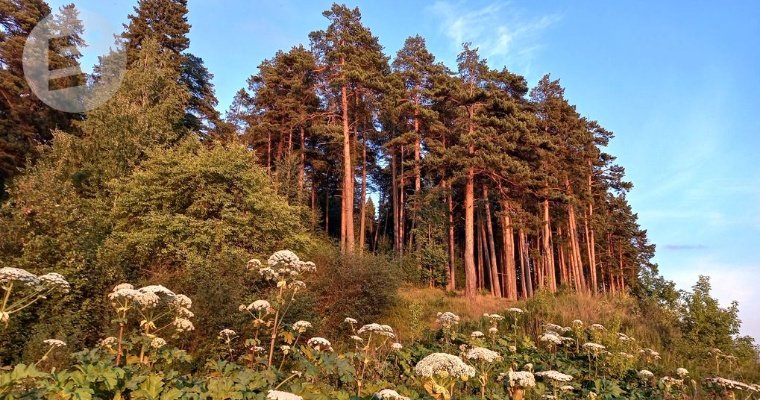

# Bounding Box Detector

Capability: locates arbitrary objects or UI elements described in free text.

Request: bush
[308,249,400,337]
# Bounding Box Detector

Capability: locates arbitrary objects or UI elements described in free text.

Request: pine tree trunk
[340,73,354,254]
[447,179,456,291]
[483,185,501,297]
[500,199,517,300]
[478,215,487,293]
[541,199,557,292]
[522,231,534,298]
[359,138,367,255]
[586,168,598,294]
[464,164,477,297]
[298,126,306,196]
[567,197,585,292]
[399,145,406,256]
[518,228,528,299]
[391,151,400,254]
[325,190,330,234]
[558,225,568,287]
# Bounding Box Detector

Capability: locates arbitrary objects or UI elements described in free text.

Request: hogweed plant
[106,283,195,365]
[436,312,460,349]
[35,339,66,368]
[414,352,476,400]
[500,369,536,400]
[0,267,69,329]
[347,320,397,397]
[506,308,524,346]
[245,250,316,368]
[535,370,573,399]
[464,346,502,399]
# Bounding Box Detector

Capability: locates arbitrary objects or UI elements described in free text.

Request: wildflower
[288,280,306,291]
[391,342,403,351]
[140,285,175,297]
[414,353,477,379]
[98,337,117,348]
[484,313,504,321]
[539,332,562,345]
[436,311,460,327]
[37,273,70,292]
[134,292,160,308]
[43,339,66,348]
[544,323,563,333]
[0,312,9,323]
[560,337,575,345]
[571,319,583,328]
[218,329,237,341]
[488,327,499,335]
[0,267,39,286]
[173,294,192,309]
[350,335,363,343]
[247,259,262,270]
[306,337,333,352]
[292,320,312,333]
[358,323,395,338]
[523,363,534,372]
[344,317,358,325]
[507,370,536,388]
[251,346,266,353]
[589,324,605,331]
[676,368,688,378]
[266,390,303,400]
[506,308,524,314]
[280,345,290,354]
[582,342,606,354]
[373,389,410,400]
[465,347,501,363]
[172,318,195,333]
[471,331,484,338]
[560,385,575,392]
[617,333,634,342]
[268,250,300,267]
[588,392,598,399]
[535,370,573,382]
[508,345,517,353]
[249,299,271,312]
[150,337,166,349]
[638,370,654,379]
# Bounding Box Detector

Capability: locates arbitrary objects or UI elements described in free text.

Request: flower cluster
[292,320,312,333]
[436,311,460,328]
[357,323,395,338]
[373,389,410,400]
[307,337,333,352]
[505,370,536,388]
[535,370,573,382]
[638,369,654,379]
[266,390,303,400]
[250,250,317,285]
[465,347,501,363]
[704,377,758,393]
[1,267,70,326]
[414,353,477,379]
[44,339,66,348]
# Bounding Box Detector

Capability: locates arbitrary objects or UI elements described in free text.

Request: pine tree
[309,4,388,254]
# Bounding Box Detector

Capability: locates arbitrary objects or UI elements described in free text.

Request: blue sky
[51,0,760,339]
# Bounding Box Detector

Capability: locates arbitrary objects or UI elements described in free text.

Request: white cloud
[429,1,560,75]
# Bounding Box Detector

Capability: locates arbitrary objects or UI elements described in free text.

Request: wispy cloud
[663,244,706,251]
[429,1,560,75]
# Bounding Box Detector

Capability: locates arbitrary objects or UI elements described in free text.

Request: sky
[49,0,760,339]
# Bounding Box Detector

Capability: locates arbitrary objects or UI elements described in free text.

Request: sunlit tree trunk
[359,138,367,254]
[483,185,501,297]
[340,60,354,254]
[542,199,556,292]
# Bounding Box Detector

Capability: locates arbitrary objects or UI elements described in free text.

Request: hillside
[1,0,758,399]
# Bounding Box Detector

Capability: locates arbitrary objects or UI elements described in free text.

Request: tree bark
[541,199,557,292]
[447,179,456,291]
[391,150,399,254]
[359,138,367,255]
[500,199,517,300]
[340,64,354,254]
[483,185,501,297]
[464,115,477,299]
[399,145,406,255]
